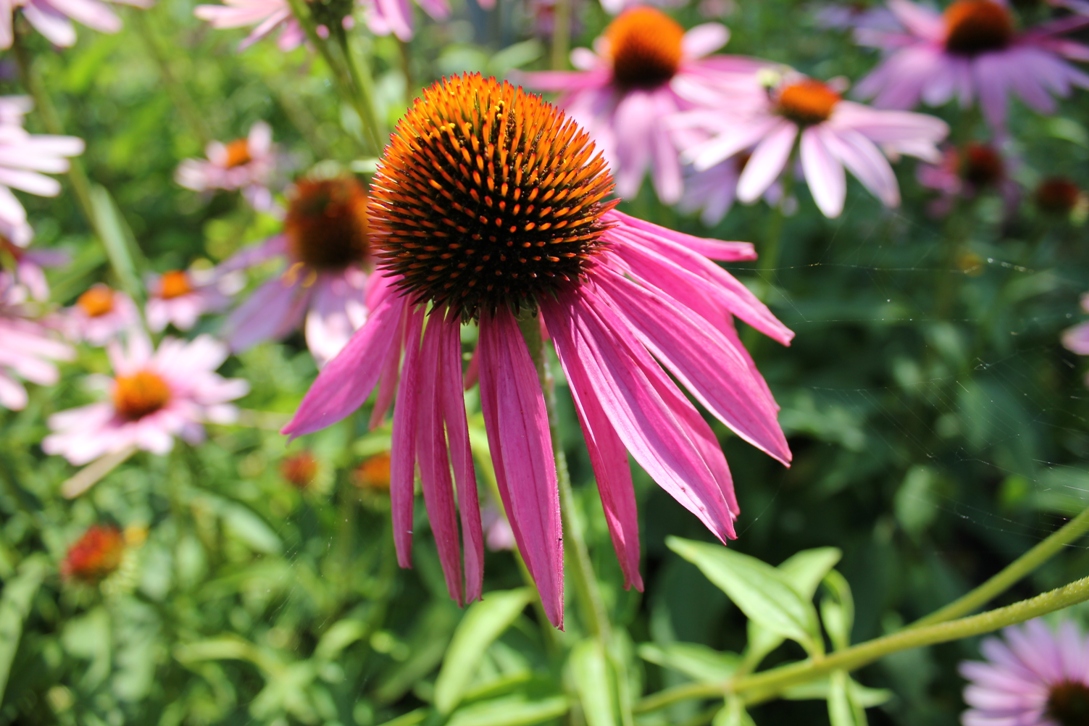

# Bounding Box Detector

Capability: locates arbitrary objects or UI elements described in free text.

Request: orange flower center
[959,143,1004,186]
[285,176,371,272]
[62,526,125,583]
[159,270,192,300]
[281,451,319,489]
[77,285,116,318]
[223,138,253,168]
[354,452,392,490]
[777,79,841,126]
[1036,177,1081,213]
[371,74,616,319]
[1047,680,1089,726]
[943,0,1013,55]
[605,7,685,90]
[112,370,172,421]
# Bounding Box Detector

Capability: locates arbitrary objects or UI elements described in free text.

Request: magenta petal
[606,211,756,262]
[478,310,564,628]
[283,294,405,436]
[541,306,643,591]
[417,314,465,604]
[370,309,405,429]
[438,312,484,603]
[390,304,425,568]
[543,291,738,544]
[595,268,791,465]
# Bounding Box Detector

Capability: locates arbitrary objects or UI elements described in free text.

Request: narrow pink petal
[417,313,464,604]
[542,290,738,544]
[370,308,405,429]
[799,126,846,218]
[478,310,564,628]
[595,268,790,464]
[541,306,643,591]
[389,304,425,568]
[438,311,484,602]
[820,127,900,209]
[283,294,405,436]
[606,210,756,262]
[737,121,797,203]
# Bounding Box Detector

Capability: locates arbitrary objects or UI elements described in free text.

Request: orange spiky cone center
[605,7,685,89]
[370,74,617,319]
[77,285,116,318]
[62,526,125,583]
[223,138,253,168]
[1047,681,1089,726]
[113,370,172,421]
[159,270,193,300]
[944,0,1013,55]
[285,177,371,272]
[777,79,841,126]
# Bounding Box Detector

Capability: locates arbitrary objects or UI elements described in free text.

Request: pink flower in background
[194,0,305,51]
[916,141,1019,216]
[598,0,685,14]
[42,333,248,465]
[0,277,73,410]
[175,122,277,211]
[521,7,764,204]
[0,99,84,234]
[364,0,449,40]
[1,223,67,301]
[220,175,376,366]
[811,1,898,31]
[678,150,789,225]
[145,268,236,332]
[64,284,140,346]
[0,0,153,49]
[854,0,1089,130]
[1062,293,1089,372]
[681,72,948,217]
[960,619,1089,726]
[284,76,792,627]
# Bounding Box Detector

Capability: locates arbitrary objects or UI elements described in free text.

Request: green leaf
[0,555,47,703]
[828,670,868,726]
[783,675,890,708]
[569,641,614,726]
[447,694,569,726]
[820,571,855,652]
[314,619,368,663]
[668,537,823,657]
[712,697,756,726]
[434,589,532,714]
[89,184,145,300]
[377,709,429,726]
[637,642,740,682]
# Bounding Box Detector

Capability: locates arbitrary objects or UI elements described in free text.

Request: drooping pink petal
[389,304,425,568]
[607,211,756,262]
[478,309,564,628]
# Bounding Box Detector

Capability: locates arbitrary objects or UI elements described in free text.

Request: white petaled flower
[175,122,277,211]
[145,268,236,332]
[0,276,73,410]
[63,284,140,346]
[0,0,154,49]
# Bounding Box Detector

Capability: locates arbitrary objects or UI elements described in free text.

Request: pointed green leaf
[637,642,740,682]
[746,548,841,663]
[821,571,855,651]
[828,670,868,726]
[569,641,614,726]
[783,675,890,708]
[435,588,533,714]
[447,694,569,726]
[668,537,822,656]
[712,697,756,726]
[0,556,47,703]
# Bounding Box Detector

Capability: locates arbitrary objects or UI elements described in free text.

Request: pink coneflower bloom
[854,0,1089,130]
[194,0,305,51]
[64,284,140,346]
[960,619,1089,726]
[0,277,73,410]
[284,75,792,628]
[220,175,375,366]
[681,71,948,218]
[678,150,789,225]
[175,122,276,211]
[42,333,249,464]
[520,7,762,204]
[811,1,899,30]
[916,141,1019,215]
[0,0,153,49]
[599,0,685,14]
[145,268,234,332]
[0,99,84,234]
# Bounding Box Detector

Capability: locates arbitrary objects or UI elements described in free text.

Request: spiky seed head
[285,176,371,272]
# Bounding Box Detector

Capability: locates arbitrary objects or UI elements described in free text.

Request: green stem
[518,314,635,726]
[635,574,1089,713]
[550,0,572,70]
[130,9,213,147]
[333,26,385,155]
[912,505,1089,628]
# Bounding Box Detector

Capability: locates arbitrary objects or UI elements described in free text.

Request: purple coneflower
[284,74,792,628]
[63,284,140,346]
[960,619,1089,726]
[916,141,1019,215]
[0,276,73,410]
[0,0,152,49]
[43,333,248,464]
[0,97,83,235]
[854,0,1089,130]
[680,71,948,218]
[521,7,762,204]
[145,268,234,332]
[220,175,376,366]
[175,122,277,211]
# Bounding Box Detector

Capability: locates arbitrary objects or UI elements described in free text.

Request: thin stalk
[130,10,213,147]
[333,25,384,155]
[518,314,635,726]
[550,0,572,70]
[756,171,793,295]
[911,506,1089,628]
[635,574,1089,713]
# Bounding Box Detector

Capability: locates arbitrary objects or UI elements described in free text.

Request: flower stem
[911,505,1089,628]
[550,0,572,71]
[635,573,1089,713]
[333,26,385,155]
[518,314,635,726]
